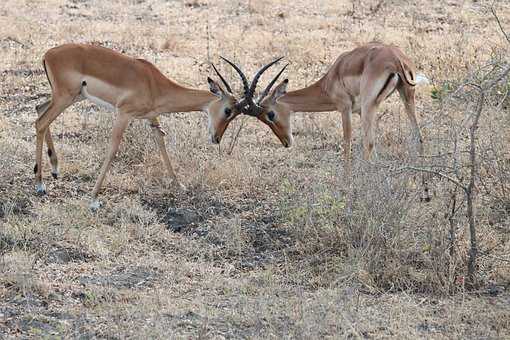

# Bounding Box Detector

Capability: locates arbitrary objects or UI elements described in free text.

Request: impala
[34,43,245,209]
[229,43,430,199]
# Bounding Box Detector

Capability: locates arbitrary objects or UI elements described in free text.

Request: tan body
[257,43,428,184]
[35,44,238,209]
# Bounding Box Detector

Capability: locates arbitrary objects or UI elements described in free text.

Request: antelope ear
[207,77,225,97]
[270,79,288,102]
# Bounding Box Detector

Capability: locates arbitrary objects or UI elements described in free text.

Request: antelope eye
[224,107,232,117]
[267,111,276,121]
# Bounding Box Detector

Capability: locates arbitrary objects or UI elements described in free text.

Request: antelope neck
[279,79,336,112]
[156,81,217,113]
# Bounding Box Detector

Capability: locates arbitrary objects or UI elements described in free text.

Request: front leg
[149,118,186,192]
[329,91,354,176]
[334,99,354,214]
[339,107,353,177]
[90,114,130,210]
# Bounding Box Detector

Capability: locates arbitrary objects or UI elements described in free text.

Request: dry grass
[1,0,510,338]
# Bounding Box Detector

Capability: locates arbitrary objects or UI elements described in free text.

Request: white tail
[415,73,430,85]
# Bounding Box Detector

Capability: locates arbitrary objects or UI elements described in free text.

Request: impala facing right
[34,43,246,209]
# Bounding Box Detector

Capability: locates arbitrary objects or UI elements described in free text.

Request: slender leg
[149,118,185,191]
[360,71,399,160]
[399,86,430,202]
[329,92,353,176]
[36,100,59,178]
[361,102,377,160]
[329,96,355,212]
[341,109,353,177]
[34,98,72,194]
[360,74,382,161]
[340,107,355,215]
[90,115,130,210]
[399,87,424,159]
[45,131,59,179]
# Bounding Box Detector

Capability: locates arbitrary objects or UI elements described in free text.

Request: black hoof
[51,172,58,179]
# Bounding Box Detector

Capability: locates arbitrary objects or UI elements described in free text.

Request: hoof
[35,183,47,195]
[89,200,102,211]
[51,171,59,179]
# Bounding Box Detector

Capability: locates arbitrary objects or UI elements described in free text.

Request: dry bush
[277,159,460,293]
[274,47,510,294]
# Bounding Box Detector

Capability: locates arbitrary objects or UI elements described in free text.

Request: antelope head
[206,63,249,144]
[221,57,292,147]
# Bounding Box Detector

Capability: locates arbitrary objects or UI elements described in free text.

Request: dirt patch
[160,309,295,339]
[6,309,73,338]
[142,189,293,269]
[45,244,95,264]
[141,190,240,233]
[162,207,203,232]
[225,215,294,270]
[19,317,60,336]
[0,233,43,256]
[79,266,160,289]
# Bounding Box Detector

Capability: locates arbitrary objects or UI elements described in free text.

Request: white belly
[80,80,116,112]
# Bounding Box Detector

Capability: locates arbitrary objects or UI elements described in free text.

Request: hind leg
[398,86,424,159]
[359,71,400,160]
[36,100,59,179]
[34,97,73,194]
[398,85,430,201]
[360,72,398,160]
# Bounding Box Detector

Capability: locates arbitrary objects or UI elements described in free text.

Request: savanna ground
[1,0,510,338]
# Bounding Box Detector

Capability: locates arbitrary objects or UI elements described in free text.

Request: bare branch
[497,85,509,109]
[485,65,510,90]
[491,6,510,45]
[227,116,246,155]
[480,253,510,263]
[394,166,467,191]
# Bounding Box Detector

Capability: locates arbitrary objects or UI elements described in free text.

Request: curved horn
[257,63,288,103]
[220,56,250,97]
[210,63,232,93]
[248,57,283,98]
